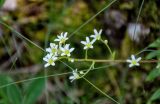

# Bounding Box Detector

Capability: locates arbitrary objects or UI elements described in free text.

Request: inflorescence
[43,29,142,82]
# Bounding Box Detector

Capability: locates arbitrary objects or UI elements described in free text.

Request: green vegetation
[0,0,160,104]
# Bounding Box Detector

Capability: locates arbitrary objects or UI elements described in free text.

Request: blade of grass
[0,64,117,89]
[0,20,45,52]
[132,0,145,40]
[83,77,120,104]
[68,0,117,39]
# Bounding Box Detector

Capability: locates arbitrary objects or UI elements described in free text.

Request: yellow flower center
[64,50,70,55]
[48,59,54,64]
[60,38,66,44]
[52,49,56,53]
[131,60,137,65]
[96,35,100,40]
[86,43,91,48]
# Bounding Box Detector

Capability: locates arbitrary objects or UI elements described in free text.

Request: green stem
[85,49,88,60]
[83,77,120,104]
[100,39,113,58]
[80,61,95,78]
[58,57,160,63]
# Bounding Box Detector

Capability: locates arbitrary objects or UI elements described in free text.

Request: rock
[2,0,17,11]
[104,10,127,29]
[127,23,150,42]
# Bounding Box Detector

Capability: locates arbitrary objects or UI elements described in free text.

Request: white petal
[65,44,70,49]
[64,32,68,37]
[91,39,96,44]
[69,76,74,80]
[86,37,90,43]
[61,53,65,56]
[136,63,140,66]
[84,46,87,50]
[54,39,60,41]
[94,29,98,35]
[129,64,133,68]
[51,63,55,66]
[69,48,74,52]
[67,54,71,57]
[90,46,93,48]
[52,57,57,60]
[99,29,102,34]
[126,59,132,63]
[136,57,141,62]
[43,57,48,62]
[44,63,50,67]
[57,35,61,39]
[90,35,95,38]
[48,54,53,58]
[60,32,63,36]
[75,69,78,72]
[46,48,51,53]
[131,55,135,60]
[81,41,86,45]
[50,43,56,48]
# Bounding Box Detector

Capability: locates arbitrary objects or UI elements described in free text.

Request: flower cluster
[81,29,102,50]
[43,32,75,67]
[42,28,144,85]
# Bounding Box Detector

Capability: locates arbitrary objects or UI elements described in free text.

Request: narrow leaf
[149,38,160,48]
[146,50,160,59]
[146,68,160,81]
[150,89,160,101]
[23,77,45,104]
[7,82,22,104]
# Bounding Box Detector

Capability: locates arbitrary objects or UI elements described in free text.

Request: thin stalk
[100,39,113,57]
[83,77,120,104]
[68,0,117,39]
[80,61,95,78]
[0,20,45,52]
[57,57,160,63]
[85,49,88,60]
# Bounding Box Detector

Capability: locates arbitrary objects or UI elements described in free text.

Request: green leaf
[146,50,160,59]
[148,89,160,102]
[0,75,11,104]
[23,77,45,104]
[149,38,160,48]
[0,0,5,8]
[0,75,22,104]
[7,80,22,104]
[146,68,160,81]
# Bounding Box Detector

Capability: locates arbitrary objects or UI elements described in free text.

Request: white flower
[43,54,57,67]
[81,37,95,50]
[69,69,80,82]
[54,32,68,44]
[60,44,74,57]
[90,29,102,40]
[126,55,141,68]
[46,43,58,56]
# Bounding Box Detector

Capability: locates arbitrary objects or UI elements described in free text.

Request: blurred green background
[0,0,160,104]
